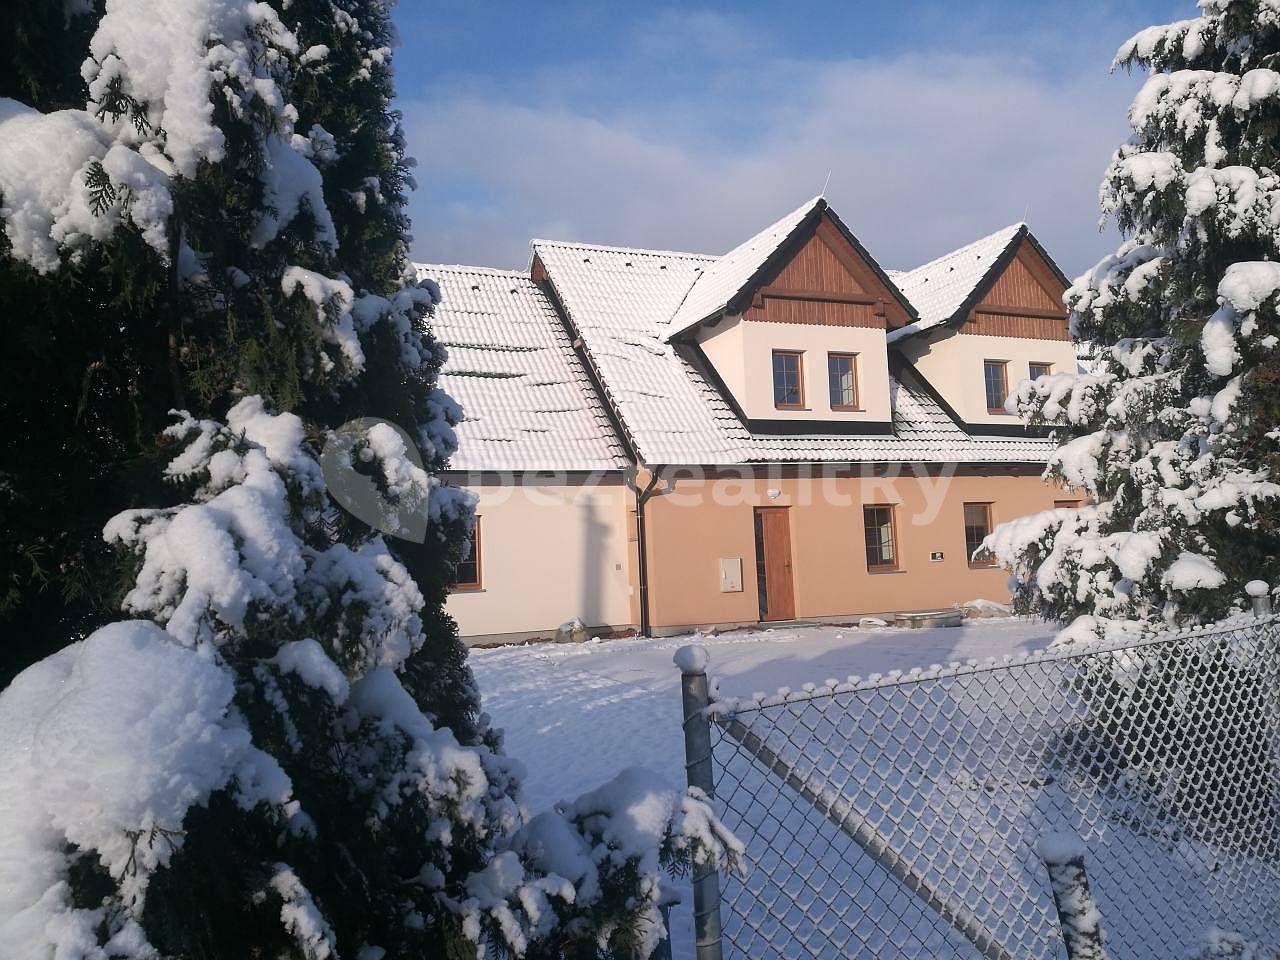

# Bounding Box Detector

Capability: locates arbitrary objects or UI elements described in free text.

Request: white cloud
[402,43,1144,277]
[631,8,760,61]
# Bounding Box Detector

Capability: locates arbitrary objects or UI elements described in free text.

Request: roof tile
[886,223,1024,343]
[417,263,630,472]
[664,196,824,340]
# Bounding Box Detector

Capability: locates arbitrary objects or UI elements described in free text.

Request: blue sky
[391,1,1188,277]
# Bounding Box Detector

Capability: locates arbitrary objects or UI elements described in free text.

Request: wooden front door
[753,507,795,621]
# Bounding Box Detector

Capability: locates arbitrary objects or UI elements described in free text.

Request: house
[420,197,1078,645]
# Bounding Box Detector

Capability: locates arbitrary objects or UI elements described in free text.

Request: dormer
[888,225,1073,432]
[665,197,916,429]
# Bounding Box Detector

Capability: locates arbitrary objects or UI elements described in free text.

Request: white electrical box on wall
[719,557,743,593]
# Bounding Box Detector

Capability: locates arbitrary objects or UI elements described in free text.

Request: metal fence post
[1248,580,1273,617]
[649,904,673,960]
[1039,832,1108,960]
[675,645,725,960]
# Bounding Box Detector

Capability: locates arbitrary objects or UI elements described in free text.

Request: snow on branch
[105,399,436,672]
[84,0,300,177]
[468,767,744,960]
[0,1,343,279]
[0,99,172,271]
[0,620,294,951]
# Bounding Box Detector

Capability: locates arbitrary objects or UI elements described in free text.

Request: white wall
[445,476,634,640]
[697,316,893,423]
[696,315,747,402]
[898,327,1078,426]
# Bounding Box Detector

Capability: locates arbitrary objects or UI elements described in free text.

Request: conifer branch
[84,160,117,217]
[166,216,186,411]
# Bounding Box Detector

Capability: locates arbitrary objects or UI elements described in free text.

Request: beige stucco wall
[641,466,1065,630]
[899,328,1078,426]
[697,317,892,423]
[444,475,634,640]
[695,315,748,402]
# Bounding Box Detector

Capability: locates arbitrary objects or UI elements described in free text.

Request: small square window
[1029,361,1053,380]
[773,351,804,408]
[827,353,859,410]
[451,516,482,589]
[963,503,995,567]
[983,360,1009,413]
[863,505,898,570]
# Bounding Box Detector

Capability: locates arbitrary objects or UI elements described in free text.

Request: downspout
[634,468,662,638]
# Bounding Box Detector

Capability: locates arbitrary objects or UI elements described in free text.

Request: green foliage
[0,0,99,112]
[0,0,478,721]
[0,231,175,684]
[995,1,1280,636]
[1,6,728,959]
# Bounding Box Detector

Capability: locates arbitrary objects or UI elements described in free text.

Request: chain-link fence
[677,603,1280,960]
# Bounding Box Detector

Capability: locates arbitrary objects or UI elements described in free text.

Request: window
[963,503,995,567]
[451,517,482,589]
[827,353,859,410]
[1054,499,1081,510]
[983,360,1009,413]
[1029,361,1053,380]
[772,351,804,408]
[863,505,898,571]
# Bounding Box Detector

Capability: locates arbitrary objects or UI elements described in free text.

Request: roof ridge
[415,262,533,280]
[531,237,718,261]
[884,222,1029,344]
[895,222,1025,283]
[664,195,826,340]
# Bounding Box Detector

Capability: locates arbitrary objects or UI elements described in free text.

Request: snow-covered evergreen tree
[987,0,1280,645]
[0,0,162,685]
[0,3,738,958]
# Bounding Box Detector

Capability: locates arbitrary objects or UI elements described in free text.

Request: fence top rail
[702,610,1279,719]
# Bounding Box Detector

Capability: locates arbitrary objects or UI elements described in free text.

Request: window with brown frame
[1029,361,1053,380]
[963,503,995,567]
[451,516,482,590]
[827,352,859,410]
[863,504,899,571]
[1054,499,1082,510]
[983,360,1009,413]
[772,350,804,408]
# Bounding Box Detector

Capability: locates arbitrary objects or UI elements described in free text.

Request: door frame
[753,506,796,622]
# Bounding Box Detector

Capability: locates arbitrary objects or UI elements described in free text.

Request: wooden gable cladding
[530,254,548,283]
[771,219,866,293]
[963,236,1069,341]
[739,213,911,330]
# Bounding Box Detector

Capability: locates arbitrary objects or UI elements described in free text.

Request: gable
[978,237,1065,313]
[964,236,1069,340]
[770,222,867,294]
[738,213,913,330]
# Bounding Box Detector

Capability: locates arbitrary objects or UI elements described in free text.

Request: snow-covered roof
[417,264,630,472]
[664,195,824,341]
[885,223,1026,344]
[532,238,1054,466]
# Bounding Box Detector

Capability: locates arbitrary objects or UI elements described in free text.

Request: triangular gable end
[730,210,915,331]
[664,199,916,341]
[964,232,1070,340]
[770,225,867,295]
[977,235,1067,315]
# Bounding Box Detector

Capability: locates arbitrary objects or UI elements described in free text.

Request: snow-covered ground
[475,619,1278,959]
[472,618,1054,813]
[474,618,1055,957]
